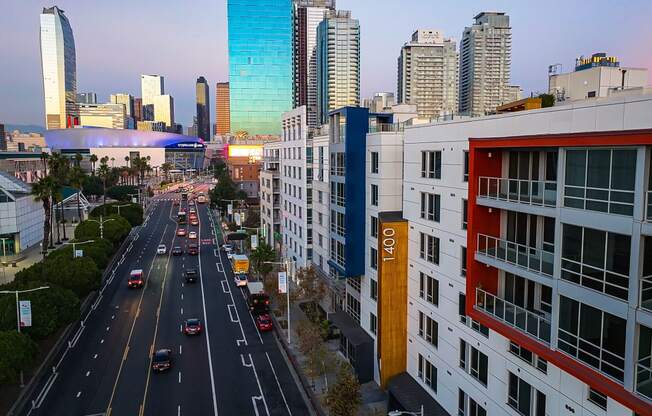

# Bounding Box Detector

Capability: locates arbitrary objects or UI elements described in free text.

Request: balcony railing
[330,166,345,176]
[647,191,652,222]
[478,176,557,208]
[475,288,551,345]
[637,353,652,401]
[476,234,554,277]
[330,194,345,207]
[641,276,652,312]
[368,123,404,133]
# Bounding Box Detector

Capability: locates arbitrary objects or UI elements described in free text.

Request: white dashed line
[178,371,182,384]
[85,371,90,377]
[93,354,98,359]
[76,391,81,398]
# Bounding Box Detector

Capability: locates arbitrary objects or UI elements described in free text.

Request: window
[509,342,547,374]
[459,389,487,416]
[418,311,438,348]
[371,152,379,174]
[421,151,442,179]
[558,296,626,381]
[419,233,440,264]
[369,313,377,335]
[417,354,437,393]
[459,294,489,337]
[508,372,546,416]
[561,224,630,300]
[371,184,379,206]
[462,199,468,230]
[420,192,441,222]
[370,247,378,270]
[588,388,607,411]
[330,238,345,267]
[348,276,361,292]
[463,151,469,182]
[370,279,378,301]
[318,191,323,203]
[346,292,360,323]
[461,246,467,277]
[419,272,439,305]
[370,216,378,238]
[460,340,488,386]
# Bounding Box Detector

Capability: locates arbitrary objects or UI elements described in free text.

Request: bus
[178,211,187,224]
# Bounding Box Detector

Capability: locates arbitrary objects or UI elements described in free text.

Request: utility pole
[86,215,115,240]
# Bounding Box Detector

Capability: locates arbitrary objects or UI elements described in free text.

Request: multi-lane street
[26,183,309,416]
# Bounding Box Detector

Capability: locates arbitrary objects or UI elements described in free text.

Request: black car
[172,246,183,256]
[152,349,172,372]
[185,268,198,283]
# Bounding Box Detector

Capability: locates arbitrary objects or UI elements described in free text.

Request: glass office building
[228,0,293,135]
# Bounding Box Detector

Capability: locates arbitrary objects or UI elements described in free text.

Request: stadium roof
[45,128,204,150]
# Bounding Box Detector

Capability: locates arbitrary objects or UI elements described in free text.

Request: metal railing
[475,288,551,344]
[558,327,625,382]
[647,191,652,222]
[563,184,635,216]
[478,176,557,207]
[368,123,404,133]
[641,276,652,312]
[330,194,345,207]
[330,166,345,176]
[637,353,652,400]
[476,234,554,277]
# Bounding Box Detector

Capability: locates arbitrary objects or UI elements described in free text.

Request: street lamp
[85,215,115,240]
[264,259,295,345]
[112,204,131,217]
[388,406,424,416]
[0,286,50,386]
[67,239,95,259]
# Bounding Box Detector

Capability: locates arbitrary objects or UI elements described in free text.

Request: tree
[249,242,276,279]
[161,162,173,181]
[296,267,326,323]
[89,154,98,173]
[68,166,86,221]
[0,331,38,384]
[31,176,57,250]
[296,320,330,381]
[47,238,113,269]
[97,161,111,208]
[537,93,555,108]
[90,202,143,227]
[243,207,260,229]
[42,256,101,298]
[326,362,362,416]
[74,215,131,246]
[82,175,103,198]
[74,152,83,167]
[106,185,138,202]
[40,152,49,176]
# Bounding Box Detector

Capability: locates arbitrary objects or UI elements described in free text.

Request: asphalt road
[25,183,309,416]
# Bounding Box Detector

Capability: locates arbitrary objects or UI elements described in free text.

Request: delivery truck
[232,254,249,274]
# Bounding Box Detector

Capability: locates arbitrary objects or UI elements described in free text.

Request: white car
[188,231,198,239]
[221,244,233,252]
[157,244,167,255]
[227,251,235,260]
[234,274,248,287]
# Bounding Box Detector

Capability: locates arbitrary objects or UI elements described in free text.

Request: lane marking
[228,305,238,322]
[180,307,184,315]
[221,280,230,293]
[86,371,90,377]
[179,344,182,355]
[242,353,269,416]
[76,391,81,398]
[178,371,182,384]
[265,352,291,415]
[34,372,58,407]
[93,354,98,359]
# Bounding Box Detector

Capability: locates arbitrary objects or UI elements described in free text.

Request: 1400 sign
[382,226,396,261]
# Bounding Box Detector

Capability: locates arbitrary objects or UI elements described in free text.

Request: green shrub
[75,215,131,246]
[106,185,139,202]
[90,203,143,226]
[0,331,38,384]
[47,238,113,269]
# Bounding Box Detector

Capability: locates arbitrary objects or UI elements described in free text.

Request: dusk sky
[2,0,651,129]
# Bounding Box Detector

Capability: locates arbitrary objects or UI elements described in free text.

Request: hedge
[0,331,38,384]
[90,203,143,227]
[74,215,131,246]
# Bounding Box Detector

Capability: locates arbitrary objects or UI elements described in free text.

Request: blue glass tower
[228,0,293,136]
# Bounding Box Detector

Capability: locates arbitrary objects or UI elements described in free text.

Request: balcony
[642,275,652,312]
[638,352,652,401]
[476,234,554,278]
[647,191,652,222]
[475,288,551,345]
[368,123,404,133]
[478,176,557,208]
[330,166,345,176]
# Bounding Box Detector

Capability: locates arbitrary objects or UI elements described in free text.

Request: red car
[128,269,144,288]
[188,244,199,255]
[255,314,273,332]
[177,228,187,236]
[183,318,202,335]
[190,218,199,226]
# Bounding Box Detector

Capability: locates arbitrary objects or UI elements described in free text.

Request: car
[190,218,199,226]
[152,349,172,372]
[128,269,144,288]
[172,246,183,256]
[189,200,195,206]
[221,243,233,252]
[227,251,235,260]
[187,244,199,255]
[189,207,196,214]
[184,268,198,283]
[255,314,273,332]
[156,244,167,255]
[234,273,248,287]
[188,231,198,239]
[177,228,187,237]
[183,318,202,335]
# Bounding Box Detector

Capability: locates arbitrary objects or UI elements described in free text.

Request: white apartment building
[397,29,458,120]
[280,106,313,268]
[260,141,281,249]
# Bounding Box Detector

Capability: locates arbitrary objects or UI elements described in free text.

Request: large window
[463,151,469,182]
[370,215,378,238]
[459,389,487,416]
[418,311,438,348]
[419,272,439,306]
[564,148,636,216]
[561,224,630,300]
[346,292,360,323]
[370,151,379,174]
[462,199,468,230]
[370,278,378,301]
[558,296,626,381]
[421,151,442,179]
[508,372,546,416]
[460,340,488,386]
[330,210,346,237]
[417,354,437,393]
[330,238,345,268]
[509,342,547,374]
[369,313,377,335]
[371,184,379,206]
[459,294,489,337]
[330,181,345,207]
[420,233,440,265]
[370,247,378,270]
[420,192,441,222]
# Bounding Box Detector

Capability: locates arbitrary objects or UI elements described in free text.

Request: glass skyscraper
[228,0,293,136]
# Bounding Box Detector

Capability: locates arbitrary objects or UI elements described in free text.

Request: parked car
[221,243,233,252]
[156,244,167,255]
[183,318,202,335]
[255,314,273,332]
[234,273,248,287]
[152,349,172,372]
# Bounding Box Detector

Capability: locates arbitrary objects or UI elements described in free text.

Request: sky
[1,0,651,129]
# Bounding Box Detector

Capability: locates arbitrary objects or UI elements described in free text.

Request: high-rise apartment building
[227,0,293,135]
[110,94,134,117]
[141,74,164,107]
[260,141,282,249]
[316,10,360,124]
[363,92,395,113]
[133,98,143,122]
[293,0,335,128]
[215,82,230,135]
[76,92,97,104]
[39,6,78,130]
[397,30,458,120]
[153,95,174,127]
[0,124,6,151]
[458,12,512,116]
[196,77,211,141]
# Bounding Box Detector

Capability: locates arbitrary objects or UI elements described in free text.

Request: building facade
[141,74,164,107]
[196,77,211,141]
[76,92,97,104]
[153,94,175,128]
[260,141,281,249]
[110,93,134,117]
[363,92,395,113]
[216,82,231,135]
[227,0,293,135]
[0,172,44,256]
[316,10,360,124]
[458,12,512,116]
[39,6,78,130]
[78,103,127,129]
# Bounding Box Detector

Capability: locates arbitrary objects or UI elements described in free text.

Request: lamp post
[264,259,295,344]
[86,216,115,240]
[0,286,50,386]
[112,204,131,217]
[69,239,95,259]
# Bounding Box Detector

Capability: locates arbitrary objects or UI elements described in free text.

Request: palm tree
[31,176,57,254]
[40,152,49,177]
[69,166,86,222]
[98,162,111,210]
[89,154,98,174]
[74,152,83,167]
[110,157,115,168]
[48,153,71,241]
[161,162,173,181]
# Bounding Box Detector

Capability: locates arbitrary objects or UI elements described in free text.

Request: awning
[329,311,373,347]
[387,372,448,415]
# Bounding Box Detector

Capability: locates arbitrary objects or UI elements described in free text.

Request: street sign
[251,235,258,250]
[74,249,83,258]
[132,197,138,204]
[227,204,233,215]
[234,213,241,226]
[19,300,32,327]
[278,272,287,294]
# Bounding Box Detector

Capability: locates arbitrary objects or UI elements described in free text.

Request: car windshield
[154,351,168,361]
[186,269,197,275]
[187,319,200,326]
[158,245,165,248]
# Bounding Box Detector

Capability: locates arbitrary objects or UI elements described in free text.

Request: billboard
[19,300,32,327]
[227,144,263,160]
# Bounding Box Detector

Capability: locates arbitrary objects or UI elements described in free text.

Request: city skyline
[2,0,651,128]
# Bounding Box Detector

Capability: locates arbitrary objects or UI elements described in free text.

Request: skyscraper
[458,12,512,116]
[133,98,143,121]
[152,95,174,127]
[110,94,134,117]
[215,82,230,135]
[196,77,211,141]
[39,6,78,130]
[363,92,395,113]
[227,0,293,135]
[76,92,97,104]
[293,0,335,128]
[316,10,360,124]
[397,30,458,120]
[141,75,164,107]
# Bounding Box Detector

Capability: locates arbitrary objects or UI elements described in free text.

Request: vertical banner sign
[278,271,288,294]
[75,249,84,258]
[19,300,32,327]
[234,213,241,226]
[227,204,233,215]
[251,234,258,250]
